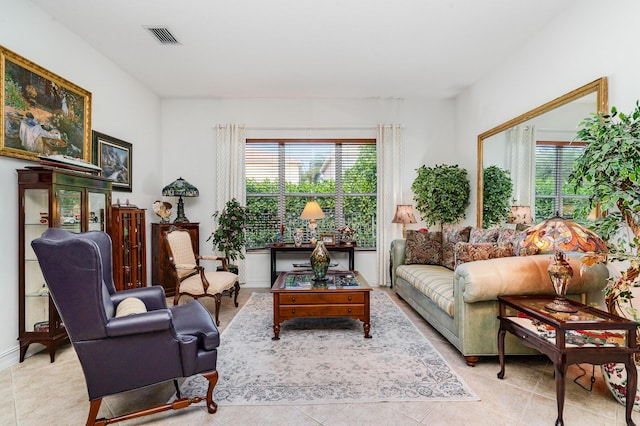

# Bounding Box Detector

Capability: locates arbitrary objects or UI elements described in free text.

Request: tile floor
[2,287,638,425]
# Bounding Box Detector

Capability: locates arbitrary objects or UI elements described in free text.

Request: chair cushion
[166,231,198,279]
[179,271,238,295]
[115,297,147,317]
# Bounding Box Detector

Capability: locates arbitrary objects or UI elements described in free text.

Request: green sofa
[391,237,609,366]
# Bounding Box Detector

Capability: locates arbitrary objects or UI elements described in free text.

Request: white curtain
[507,125,536,211]
[215,124,247,283]
[377,124,402,287]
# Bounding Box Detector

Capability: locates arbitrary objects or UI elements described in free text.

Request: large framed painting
[1,46,92,162]
[92,131,132,192]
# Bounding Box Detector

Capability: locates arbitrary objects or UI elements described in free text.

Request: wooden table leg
[497,326,506,379]
[625,356,638,426]
[554,355,568,426]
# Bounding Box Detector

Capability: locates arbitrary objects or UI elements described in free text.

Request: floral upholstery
[405,230,442,265]
[441,225,472,270]
[454,242,514,269]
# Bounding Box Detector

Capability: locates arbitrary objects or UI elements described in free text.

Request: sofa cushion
[497,228,540,256]
[396,264,454,316]
[405,230,442,265]
[454,242,514,269]
[441,225,471,270]
[469,227,500,243]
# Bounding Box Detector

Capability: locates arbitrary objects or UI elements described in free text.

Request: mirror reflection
[477,78,608,227]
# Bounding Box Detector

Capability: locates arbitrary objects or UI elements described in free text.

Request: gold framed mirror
[476,77,608,227]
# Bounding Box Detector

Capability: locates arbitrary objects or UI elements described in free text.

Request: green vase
[310,241,331,280]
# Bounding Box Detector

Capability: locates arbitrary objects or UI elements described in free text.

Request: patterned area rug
[178,291,479,405]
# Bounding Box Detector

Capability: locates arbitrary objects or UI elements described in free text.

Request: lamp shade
[507,206,533,225]
[391,205,417,224]
[162,177,199,197]
[520,215,607,253]
[300,200,325,220]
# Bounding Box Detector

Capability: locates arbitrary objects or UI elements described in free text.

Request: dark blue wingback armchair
[31,228,220,425]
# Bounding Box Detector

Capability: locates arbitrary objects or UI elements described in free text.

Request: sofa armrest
[454,253,609,304]
[390,239,407,285]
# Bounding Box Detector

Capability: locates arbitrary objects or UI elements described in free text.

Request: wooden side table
[497,295,639,426]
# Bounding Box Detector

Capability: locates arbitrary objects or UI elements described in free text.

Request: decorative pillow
[454,242,514,269]
[441,225,472,270]
[405,230,442,265]
[469,227,500,243]
[115,297,147,317]
[497,228,517,245]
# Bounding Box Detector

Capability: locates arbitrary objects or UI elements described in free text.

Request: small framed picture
[92,131,132,192]
[321,233,336,245]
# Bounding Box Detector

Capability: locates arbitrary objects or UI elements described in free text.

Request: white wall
[0,0,161,368]
[160,97,455,287]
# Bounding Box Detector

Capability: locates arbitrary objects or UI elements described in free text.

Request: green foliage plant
[207,198,251,264]
[482,165,513,228]
[411,164,470,229]
[568,102,640,318]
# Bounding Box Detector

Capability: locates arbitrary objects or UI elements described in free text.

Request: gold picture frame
[321,233,336,245]
[1,46,92,162]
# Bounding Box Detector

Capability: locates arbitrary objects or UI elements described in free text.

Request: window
[534,141,589,220]
[245,139,377,249]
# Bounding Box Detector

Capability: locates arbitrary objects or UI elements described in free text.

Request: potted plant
[207,198,251,271]
[569,102,640,410]
[411,164,470,229]
[482,165,513,228]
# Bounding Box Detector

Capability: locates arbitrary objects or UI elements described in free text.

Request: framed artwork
[321,233,336,245]
[92,131,132,192]
[1,46,92,161]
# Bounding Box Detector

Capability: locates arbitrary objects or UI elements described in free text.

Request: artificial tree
[207,198,250,268]
[411,164,470,229]
[569,102,640,317]
[482,165,513,228]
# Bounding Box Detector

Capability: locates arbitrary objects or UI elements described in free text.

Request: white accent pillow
[115,297,147,317]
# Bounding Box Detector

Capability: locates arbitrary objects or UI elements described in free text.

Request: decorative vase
[294,228,303,247]
[310,241,331,280]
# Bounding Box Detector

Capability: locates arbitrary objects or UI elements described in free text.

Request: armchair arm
[199,255,228,270]
[111,286,167,311]
[105,309,173,337]
[390,239,407,285]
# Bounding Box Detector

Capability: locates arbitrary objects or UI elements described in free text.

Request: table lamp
[162,177,199,223]
[300,199,325,244]
[520,214,607,313]
[392,205,417,238]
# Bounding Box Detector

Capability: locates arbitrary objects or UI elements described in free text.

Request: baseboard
[0,345,20,371]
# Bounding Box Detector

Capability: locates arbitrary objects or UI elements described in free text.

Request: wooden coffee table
[271,270,372,340]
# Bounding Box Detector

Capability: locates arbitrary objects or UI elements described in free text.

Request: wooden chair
[164,227,239,325]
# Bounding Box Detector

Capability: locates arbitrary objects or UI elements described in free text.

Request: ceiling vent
[144,26,180,45]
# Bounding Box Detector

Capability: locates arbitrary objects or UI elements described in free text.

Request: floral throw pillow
[441,225,472,270]
[469,227,500,243]
[405,230,443,265]
[454,242,514,269]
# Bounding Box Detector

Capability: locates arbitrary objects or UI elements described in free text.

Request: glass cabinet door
[23,188,50,332]
[57,188,82,233]
[88,191,107,231]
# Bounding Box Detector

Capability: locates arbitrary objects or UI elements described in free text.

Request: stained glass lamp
[162,177,199,223]
[520,215,607,312]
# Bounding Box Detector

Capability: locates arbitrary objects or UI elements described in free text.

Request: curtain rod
[214,125,388,131]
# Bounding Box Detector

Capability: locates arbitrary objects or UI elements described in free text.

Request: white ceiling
[29,0,577,100]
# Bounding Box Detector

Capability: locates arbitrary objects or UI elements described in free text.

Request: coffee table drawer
[277,292,365,305]
[278,304,365,317]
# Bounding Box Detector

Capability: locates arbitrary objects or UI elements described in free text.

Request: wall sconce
[162,177,199,223]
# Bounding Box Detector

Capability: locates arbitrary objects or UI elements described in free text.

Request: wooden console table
[497,295,639,426]
[268,243,355,285]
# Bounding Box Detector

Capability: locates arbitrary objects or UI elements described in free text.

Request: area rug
[178,291,479,405]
